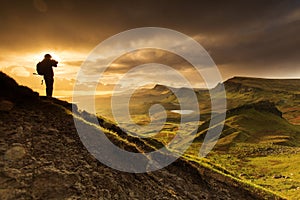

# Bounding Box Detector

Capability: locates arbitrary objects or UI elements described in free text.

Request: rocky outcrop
[0,71,39,102]
[153,84,171,92]
[223,78,262,94]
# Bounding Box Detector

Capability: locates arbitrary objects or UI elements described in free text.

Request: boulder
[0,100,14,111]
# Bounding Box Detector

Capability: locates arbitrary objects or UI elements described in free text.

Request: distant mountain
[129,76,300,125]
[224,76,300,94]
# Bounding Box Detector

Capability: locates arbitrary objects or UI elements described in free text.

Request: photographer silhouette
[36,54,58,97]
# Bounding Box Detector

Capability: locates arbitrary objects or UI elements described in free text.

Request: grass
[248,154,300,199]
[75,77,300,199]
[182,154,287,200]
[200,145,300,200]
[97,107,299,199]
[132,105,300,199]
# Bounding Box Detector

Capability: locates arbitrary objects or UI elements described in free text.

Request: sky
[0,0,300,97]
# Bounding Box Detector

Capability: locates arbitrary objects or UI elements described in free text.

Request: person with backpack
[36,54,58,97]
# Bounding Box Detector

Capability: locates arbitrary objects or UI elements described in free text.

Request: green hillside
[102,77,300,199]
[184,101,300,199]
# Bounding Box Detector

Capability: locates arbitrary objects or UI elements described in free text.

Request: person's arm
[51,60,58,67]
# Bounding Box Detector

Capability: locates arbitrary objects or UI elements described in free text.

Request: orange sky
[1,0,300,97]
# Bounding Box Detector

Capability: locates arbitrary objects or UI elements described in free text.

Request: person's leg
[47,77,53,97]
[44,76,54,97]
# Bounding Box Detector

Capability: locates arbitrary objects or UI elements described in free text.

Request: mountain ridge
[151,76,300,92]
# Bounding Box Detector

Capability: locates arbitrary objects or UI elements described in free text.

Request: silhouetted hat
[44,54,52,59]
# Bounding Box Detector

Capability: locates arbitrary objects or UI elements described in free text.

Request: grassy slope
[104,77,300,199]
[186,105,300,199]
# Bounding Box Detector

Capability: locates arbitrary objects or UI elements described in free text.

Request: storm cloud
[1,0,300,83]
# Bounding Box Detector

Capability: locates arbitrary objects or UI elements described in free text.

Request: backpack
[36,62,45,75]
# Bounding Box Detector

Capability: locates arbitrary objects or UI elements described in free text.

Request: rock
[39,125,48,132]
[0,188,25,200]
[32,169,77,199]
[23,123,32,132]
[99,189,111,199]
[63,135,75,143]
[3,167,22,179]
[129,191,135,198]
[16,126,23,134]
[48,127,59,134]
[0,100,14,111]
[4,145,26,161]
[272,174,282,179]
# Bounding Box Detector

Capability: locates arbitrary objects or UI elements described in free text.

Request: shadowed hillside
[223,77,300,125]
[0,72,39,102]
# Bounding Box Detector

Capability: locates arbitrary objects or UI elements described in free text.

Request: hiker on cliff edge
[36,54,58,97]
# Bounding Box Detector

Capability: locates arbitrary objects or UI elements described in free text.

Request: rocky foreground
[0,72,281,199]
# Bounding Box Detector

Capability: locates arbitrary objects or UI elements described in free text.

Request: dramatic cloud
[0,0,299,93]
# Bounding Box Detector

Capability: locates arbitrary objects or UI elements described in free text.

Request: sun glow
[33,51,61,63]
[28,50,88,71]
[0,49,88,89]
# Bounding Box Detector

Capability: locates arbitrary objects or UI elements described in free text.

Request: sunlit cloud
[10,66,31,77]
